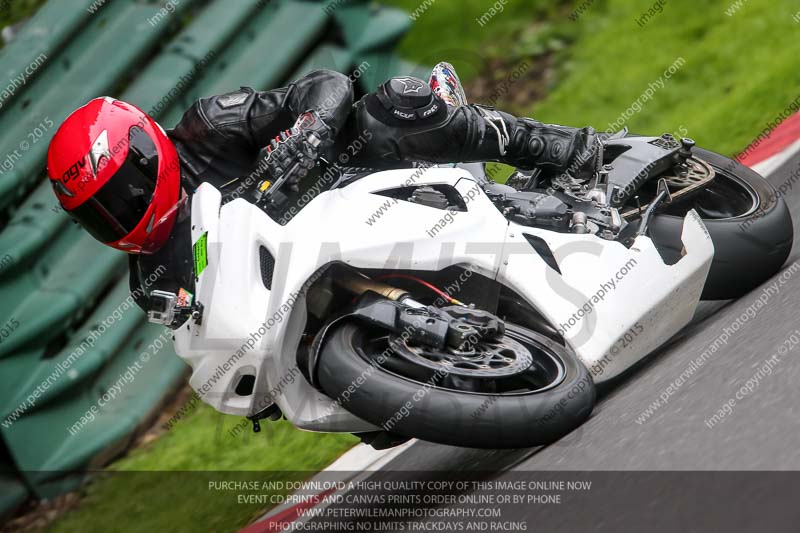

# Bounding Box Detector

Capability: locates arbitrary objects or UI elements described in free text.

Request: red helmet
[47,97,181,254]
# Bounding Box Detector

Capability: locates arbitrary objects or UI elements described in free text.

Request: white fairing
[173,167,713,432]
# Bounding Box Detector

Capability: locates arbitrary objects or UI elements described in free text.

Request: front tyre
[316,322,595,449]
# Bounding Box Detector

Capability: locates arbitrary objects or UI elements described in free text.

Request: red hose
[375,274,463,305]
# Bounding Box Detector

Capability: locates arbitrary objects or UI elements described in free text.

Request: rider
[47,66,601,327]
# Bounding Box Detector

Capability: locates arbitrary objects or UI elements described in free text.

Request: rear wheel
[643,147,793,299]
[317,322,594,449]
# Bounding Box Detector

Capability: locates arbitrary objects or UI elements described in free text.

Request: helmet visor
[68,126,159,243]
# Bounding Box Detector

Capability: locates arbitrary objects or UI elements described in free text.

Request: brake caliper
[438,305,505,350]
[343,293,507,351]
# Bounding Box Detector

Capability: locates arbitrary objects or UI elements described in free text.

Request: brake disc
[621,157,715,219]
[391,335,533,378]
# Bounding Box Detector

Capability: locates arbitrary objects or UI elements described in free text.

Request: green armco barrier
[123,0,270,116]
[198,1,330,96]
[160,0,333,127]
[332,3,430,92]
[332,3,411,56]
[0,229,123,358]
[0,0,198,215]
[288,44,355,82]
[2,281,185,498]
[1,279,142,414]
[0,182,65,281]
[0,0,106,105]
[357,50,432,92]
[0,0,416,520]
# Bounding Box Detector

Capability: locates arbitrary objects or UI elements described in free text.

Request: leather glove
[565,126,602,182]
[508,119,601,182]
[257,110,333,193]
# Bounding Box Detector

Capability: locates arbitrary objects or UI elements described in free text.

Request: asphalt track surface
[294,151,800,531]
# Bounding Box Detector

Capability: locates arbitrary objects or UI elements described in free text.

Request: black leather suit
[130,69,598,320]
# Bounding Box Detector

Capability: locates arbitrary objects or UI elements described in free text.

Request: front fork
[308,268,507,384]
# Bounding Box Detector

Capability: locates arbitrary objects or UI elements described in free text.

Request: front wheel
[647,147,793,300]
[316,322,595,449]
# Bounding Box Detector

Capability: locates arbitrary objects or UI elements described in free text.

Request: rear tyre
[648,147,793,300]
[317,322,594,449]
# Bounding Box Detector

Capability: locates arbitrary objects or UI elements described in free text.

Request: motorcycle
[159,72,792,450]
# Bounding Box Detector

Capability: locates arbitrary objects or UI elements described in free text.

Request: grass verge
[48,400,356,532]
[387,0,800,157]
